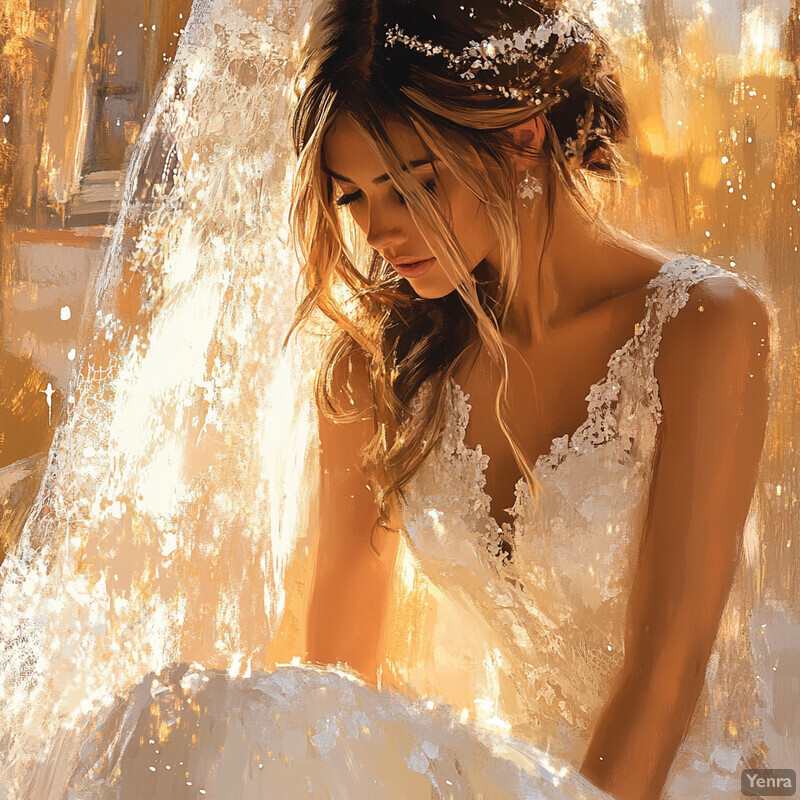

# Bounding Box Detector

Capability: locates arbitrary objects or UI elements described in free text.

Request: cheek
[339,206,375,247]
[434,177,482,241]
[451,192,494,256]
[346,206,368,235]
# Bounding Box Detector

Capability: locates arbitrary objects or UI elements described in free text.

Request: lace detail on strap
[407,375,505,555]
[534,255,730,473]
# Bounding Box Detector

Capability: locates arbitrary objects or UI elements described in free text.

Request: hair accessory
[384,9,592,104]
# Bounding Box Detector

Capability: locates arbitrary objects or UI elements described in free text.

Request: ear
[509,115,546,167]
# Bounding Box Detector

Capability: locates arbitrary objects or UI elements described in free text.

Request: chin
[406,273,460,299]
[408,281,458,299]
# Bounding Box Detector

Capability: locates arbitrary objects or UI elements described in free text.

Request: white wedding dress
[47,256,773,800]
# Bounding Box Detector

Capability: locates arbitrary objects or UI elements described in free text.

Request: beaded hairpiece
[384,8,593,105]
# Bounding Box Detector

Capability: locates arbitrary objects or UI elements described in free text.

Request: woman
[0,0,774,798]
[291,0,772,797]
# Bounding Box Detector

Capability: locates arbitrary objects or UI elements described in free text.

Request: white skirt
[56,663,612,800]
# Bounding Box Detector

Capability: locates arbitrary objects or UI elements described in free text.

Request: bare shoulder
[680,270,769,318]
[656,270,771,391]
[324,342,374,424]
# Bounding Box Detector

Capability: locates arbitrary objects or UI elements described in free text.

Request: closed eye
[335,189,362,207]
[335,178,437,208]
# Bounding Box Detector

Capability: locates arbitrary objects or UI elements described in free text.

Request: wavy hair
[287,0,629,537]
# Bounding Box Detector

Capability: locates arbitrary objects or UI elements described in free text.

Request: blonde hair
[286,0,628,538]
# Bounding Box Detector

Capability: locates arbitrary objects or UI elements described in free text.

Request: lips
[391,257,436,279]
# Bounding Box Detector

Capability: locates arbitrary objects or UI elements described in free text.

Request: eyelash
[335,178,437,208]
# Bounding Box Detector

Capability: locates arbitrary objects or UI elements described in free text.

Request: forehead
[322,113,430,181]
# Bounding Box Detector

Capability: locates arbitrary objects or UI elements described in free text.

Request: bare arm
[580,276,771,799]
[305,350,400,685]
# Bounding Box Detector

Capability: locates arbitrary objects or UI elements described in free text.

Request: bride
[294,0,772,795]
[0,0,777,798]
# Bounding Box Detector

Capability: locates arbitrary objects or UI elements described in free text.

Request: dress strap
[638,255,731,352]
[630,255,744,428]
[562,256,733,463]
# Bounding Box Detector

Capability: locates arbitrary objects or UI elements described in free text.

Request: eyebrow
[322,159,436,185]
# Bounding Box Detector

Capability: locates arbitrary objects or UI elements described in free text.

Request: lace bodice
[398,256,764,788]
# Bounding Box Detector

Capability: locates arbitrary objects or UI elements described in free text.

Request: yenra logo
[742,769,796,797]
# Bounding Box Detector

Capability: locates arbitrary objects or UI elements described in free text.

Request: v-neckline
[445,256,700,536]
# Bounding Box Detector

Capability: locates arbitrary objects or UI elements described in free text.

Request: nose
[365,205,407,253]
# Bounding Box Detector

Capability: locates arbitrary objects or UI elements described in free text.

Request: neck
[486,165,601,348]
[480,164,672,354]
